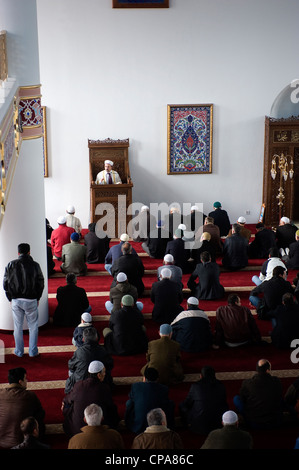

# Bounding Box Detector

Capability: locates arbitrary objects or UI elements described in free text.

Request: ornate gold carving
[0,31,7,82]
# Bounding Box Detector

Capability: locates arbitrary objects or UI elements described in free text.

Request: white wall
[36,0,299,229]
[0,0,48,330]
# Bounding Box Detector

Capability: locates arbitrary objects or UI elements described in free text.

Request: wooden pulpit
[88,138,133,238]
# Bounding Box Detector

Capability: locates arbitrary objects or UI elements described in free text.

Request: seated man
[192,231,217,264]
[251,247,286,286]
[132,205,157,242]
[233,359,284,430]
[222,223,248,270]
[276,217,298,250]
[270,293,299,349]
[248,223,276,259]
[62,360,120,438]
[105,272,143,314]
[171,297,213,352]
[157,254,183,291]
[214,293,261,348]
[281,229,299,269]
[151,268,184,324]
[226,216,251,242]
[65,327,114,394]
[53,273,91,327]
[165,228,190,273]
[104,233,137,274]
[60,232,87,276]
[187,251,225,300]
[95,159,122,185]
[50,216,75,260]
[125,367,175,434]
[208,201,231,237]
[84,222,110,264]
[195,216,223,254]
[110,242,145,296]
[103,295,148,356]
[200,410,253,449]
[141,324,184,386]
[0,367,46,449]
[249,265,294,320]
[72,312,94,348]
[131,408,183,450]
[67,404,124,449]
[65,205,82,236]
[179,366,229,434]
[142,220,170,259]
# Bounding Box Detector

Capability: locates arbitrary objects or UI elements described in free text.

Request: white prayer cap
[81,312,92,322]
[105,159,113,166]
[222,410,238,425]
[187,296,199,306]
[238,216,246,224]
[178,223,187,231]
[141,205,149,212]
[88,361,105,374]
[117,272,127,282]
[191,205,199,211]
[57,216,66,224]
[164,254,174,263]
[160,268,172,279]
[66,205,75,214]
[120,233,129,242]
[280,216,290,224]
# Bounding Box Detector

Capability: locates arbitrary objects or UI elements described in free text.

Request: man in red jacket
[50,215,74,260]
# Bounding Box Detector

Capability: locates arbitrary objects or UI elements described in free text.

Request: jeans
[12,298,39,357]
[105,263,112,275]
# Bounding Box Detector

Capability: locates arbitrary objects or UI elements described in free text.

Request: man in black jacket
[110,242,145,296]
[151,268,183,324]
[3,243,44,358]
[249,265,294,320]
[179,366,229,434]
[65,327,114,394]
[222,223,248,270]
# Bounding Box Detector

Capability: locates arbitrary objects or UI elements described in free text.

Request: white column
[0,138,48,330]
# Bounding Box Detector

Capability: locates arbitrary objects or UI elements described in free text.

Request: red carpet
[1,226,299,450]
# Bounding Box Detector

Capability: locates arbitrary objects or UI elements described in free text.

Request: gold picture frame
[42,106,48,177]
[167,103,213,175]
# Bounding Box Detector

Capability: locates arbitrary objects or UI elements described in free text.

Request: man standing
[208,201,231,237]
[3,243,44,358]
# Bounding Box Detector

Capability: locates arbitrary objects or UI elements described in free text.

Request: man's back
[105,306,148,355]
[151,279,183,324]
[208,208,230,237]
[61,242,87,275]
[222,234,248,269]
[125,381,174,433]
[201,425,253,449]
[51,225,74,257]
[142,336,184,385]
[0,385,45,449]
[84,231,109,263]
[240,373,283,427]
[68,425,124,449]
[3,254,44,301]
